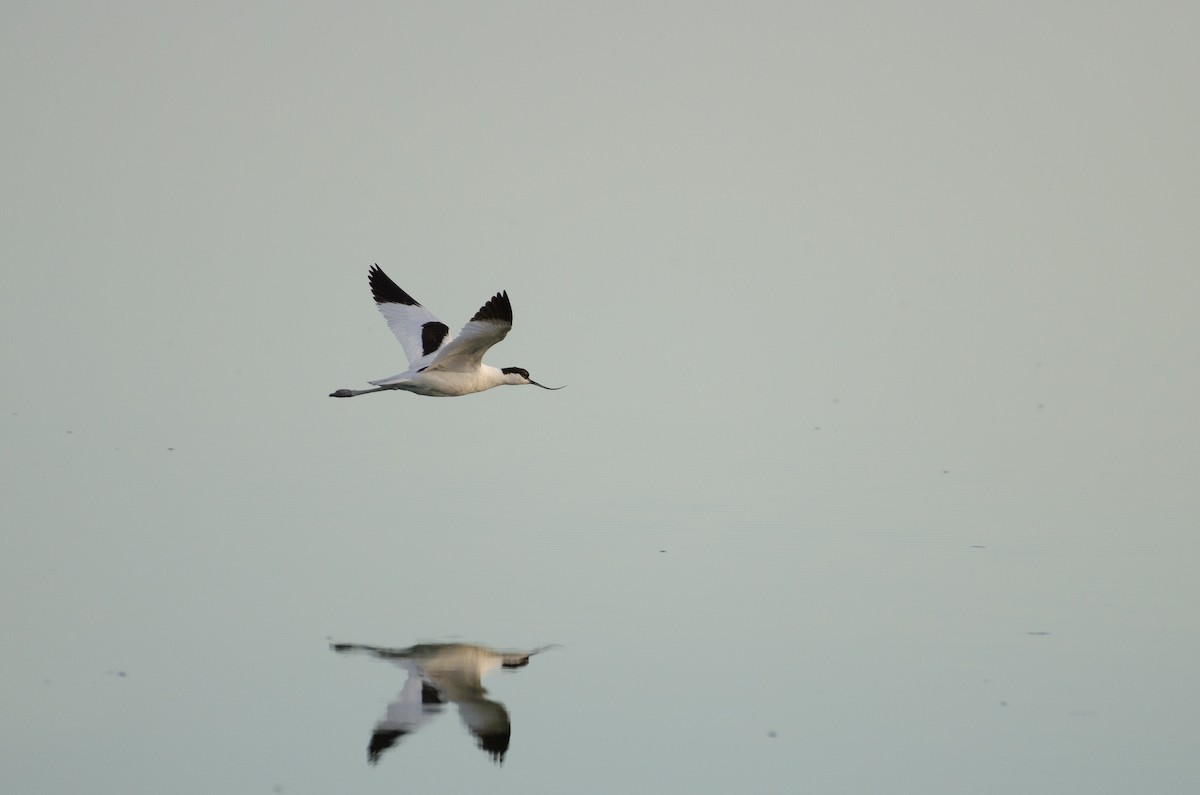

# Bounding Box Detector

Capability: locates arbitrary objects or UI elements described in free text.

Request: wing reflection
[331,641,557,765]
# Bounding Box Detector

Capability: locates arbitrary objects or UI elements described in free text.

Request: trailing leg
[329,386,391,398]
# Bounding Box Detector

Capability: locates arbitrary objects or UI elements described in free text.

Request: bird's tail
[330,642,389,655]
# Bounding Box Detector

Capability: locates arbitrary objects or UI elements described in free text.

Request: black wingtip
[471,291,512,324]
[368,264,421,306]
[368,729,405,765]
[475,729,511,764]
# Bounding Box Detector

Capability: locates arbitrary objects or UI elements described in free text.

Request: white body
[369,364,530,397]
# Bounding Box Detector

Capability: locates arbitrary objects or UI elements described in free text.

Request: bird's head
[501,367,565,390]
[500,644,562,668]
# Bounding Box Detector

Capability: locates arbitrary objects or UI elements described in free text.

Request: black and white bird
[331,641,558,765]
[330,265,564,398]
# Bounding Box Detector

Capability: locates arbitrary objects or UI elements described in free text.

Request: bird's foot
[329,389,356,398]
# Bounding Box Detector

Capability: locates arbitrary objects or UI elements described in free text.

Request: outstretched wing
[368,673,446,765]
[425,291,512,373]
[456,697,511,764]
[420,663,511,764]
[368,265,451,367]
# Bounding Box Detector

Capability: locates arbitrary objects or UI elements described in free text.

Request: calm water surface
[4,413,1197,793]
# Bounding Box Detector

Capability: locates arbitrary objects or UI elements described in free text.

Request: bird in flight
[330,265,564,398]
[330,641,559,764]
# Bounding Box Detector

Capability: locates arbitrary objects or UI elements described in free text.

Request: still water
[3,404,1197,794]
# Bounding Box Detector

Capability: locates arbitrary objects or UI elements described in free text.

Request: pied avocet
[330,265,564,398]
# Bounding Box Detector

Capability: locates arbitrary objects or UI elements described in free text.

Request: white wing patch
[365,267,513,375]
[368,265,451,366]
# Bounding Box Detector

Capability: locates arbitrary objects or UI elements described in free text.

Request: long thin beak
[530,381,566,390]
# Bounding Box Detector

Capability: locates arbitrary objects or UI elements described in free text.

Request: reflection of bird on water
[331,641,558,765]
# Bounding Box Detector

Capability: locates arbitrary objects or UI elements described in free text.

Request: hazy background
[3,2,1198,793]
